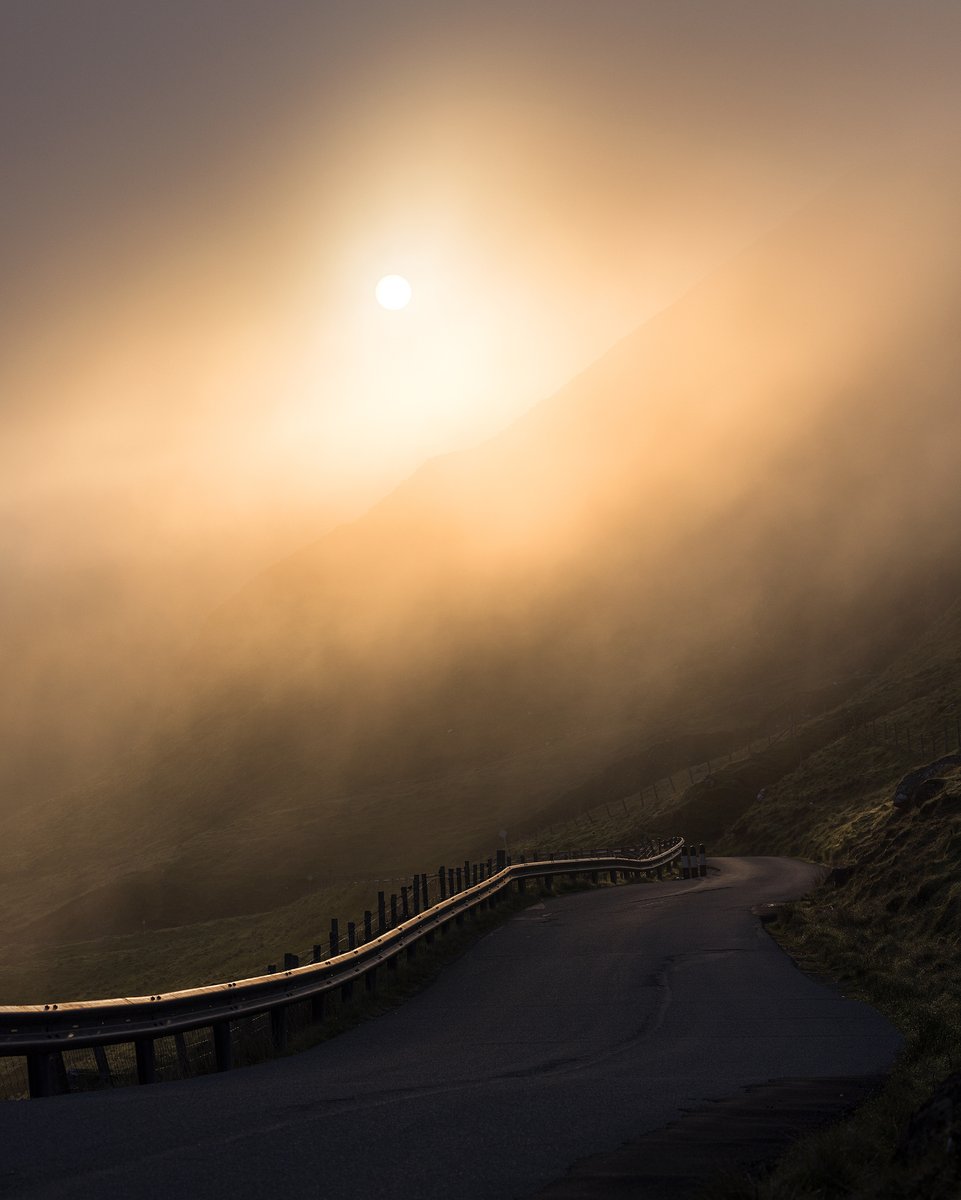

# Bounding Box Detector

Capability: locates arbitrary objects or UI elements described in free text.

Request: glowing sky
[2,0,961,799]
[6,0,961,537]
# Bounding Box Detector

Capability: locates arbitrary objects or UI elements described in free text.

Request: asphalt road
[0,858,902,1199]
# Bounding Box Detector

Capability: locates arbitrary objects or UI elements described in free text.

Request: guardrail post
[438,866,447,900]
[341,923,357,1001]
[93,1044,113,1088]
[284,952,299,970]
[487,857,493,878]
[135,1037,157,1085]
[591,870,599,884]
[401,886,410,918]
[271,1006,288,1054]
[421,873,430,908]
[496,848,506,870]
[544,873,553,891]
[464,860,471,889]
[413,876,422,914]
[310,945,328,1018]
[609,869,617,884]
[364,910,373,943]
[329,919,340,958]
[174,1032,190,1078]
[699,845,707,877]
[213,1020,233,1071]
[27,1051,58,1099]
[455,867,463,892]
[377,892,387,934]
[447,868,455,896]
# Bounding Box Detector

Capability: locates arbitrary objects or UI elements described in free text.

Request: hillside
[4,153,961,957]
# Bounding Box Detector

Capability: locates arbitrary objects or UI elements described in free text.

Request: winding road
[0,858,901,1198]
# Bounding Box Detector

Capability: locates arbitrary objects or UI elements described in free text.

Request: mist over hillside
[5,151,961,946]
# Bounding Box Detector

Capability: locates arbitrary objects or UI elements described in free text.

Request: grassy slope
[701,609,961,1197]
[4,610,960,1197]
[534,605,961,1197]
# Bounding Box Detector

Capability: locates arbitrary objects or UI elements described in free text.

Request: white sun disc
[375,274,412,310]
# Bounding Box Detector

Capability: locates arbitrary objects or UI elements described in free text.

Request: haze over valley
[2,1,961,996]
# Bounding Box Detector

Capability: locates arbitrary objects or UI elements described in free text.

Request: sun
[375,274,412,310]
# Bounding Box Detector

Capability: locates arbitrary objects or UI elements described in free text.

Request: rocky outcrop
[893,756,961,809]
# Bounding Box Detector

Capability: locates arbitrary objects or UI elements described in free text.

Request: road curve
[0,858,901,1199]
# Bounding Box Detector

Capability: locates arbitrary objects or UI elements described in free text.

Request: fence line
[0,838,688,1100]
[848,714,961,758]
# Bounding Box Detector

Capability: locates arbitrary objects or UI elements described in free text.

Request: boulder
[894,755,961,809]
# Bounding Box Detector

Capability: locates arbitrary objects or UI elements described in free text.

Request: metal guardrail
[0,838,689,1098]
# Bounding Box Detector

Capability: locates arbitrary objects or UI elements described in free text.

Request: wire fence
[849,714,961,758]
